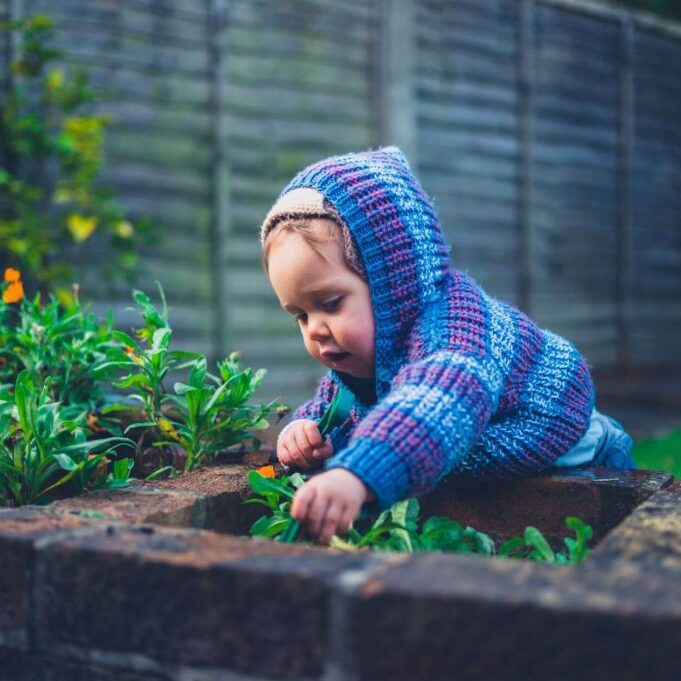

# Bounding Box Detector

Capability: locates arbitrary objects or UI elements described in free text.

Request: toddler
[260,147,634,545]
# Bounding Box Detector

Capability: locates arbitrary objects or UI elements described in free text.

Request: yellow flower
[4,268,20,283]
[256,465,276,478]
[3,280,24,304]
[67,214,98,242]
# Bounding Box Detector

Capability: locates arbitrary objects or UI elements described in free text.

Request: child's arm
[324,339,593,511]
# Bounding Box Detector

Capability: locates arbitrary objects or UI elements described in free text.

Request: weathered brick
[34,524,376,679]
[0,647,167,681]
[419,468,672,547]
[51,483,204,528]
[139,463,271,534]
[589,481,681,571]
[339,552,681,680]
[0,507,95,648]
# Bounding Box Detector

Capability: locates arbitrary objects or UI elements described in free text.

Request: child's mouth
[325,352,351,363]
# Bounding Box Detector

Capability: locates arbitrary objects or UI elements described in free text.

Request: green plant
[96,286,200,420]
[0,14,152,295]
[245,470,594,564]
[0,277,120,424]
[633,429,681,479]
[246,468,306,539]
[97,285,286,473]
[0,277,286,501]
[0,370,133,506]
[497,517,593,565]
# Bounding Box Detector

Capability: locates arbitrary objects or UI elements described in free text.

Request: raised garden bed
[0,463,679,680]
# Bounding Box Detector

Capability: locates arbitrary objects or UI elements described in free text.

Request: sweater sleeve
[325,350,504,510]
[454,334,595,480]
[291,372,338,422]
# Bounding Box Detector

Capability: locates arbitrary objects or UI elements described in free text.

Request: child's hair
[261,212,366,281]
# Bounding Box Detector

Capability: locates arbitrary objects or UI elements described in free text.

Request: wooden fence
[1,0,680,407]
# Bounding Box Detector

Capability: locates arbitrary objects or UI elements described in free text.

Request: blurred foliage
[611,0,681,19]
[0,14,153,301]
[633,429,681,478]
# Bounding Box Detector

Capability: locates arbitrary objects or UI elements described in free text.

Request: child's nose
[307,316,331,341]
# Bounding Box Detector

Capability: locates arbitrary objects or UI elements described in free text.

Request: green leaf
[112,457,133,480]
[524,527,555,563]
[53,453,78,471]
[317,385,354,437]
[250,514,290,538]
[247,470,295,500]
[497,536,526,558]
[279,518,301,543]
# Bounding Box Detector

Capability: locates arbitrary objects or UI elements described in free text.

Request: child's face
[267,224,375,379]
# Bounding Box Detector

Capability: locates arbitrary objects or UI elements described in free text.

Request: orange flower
[2,280,24,304]
[4,268,20,283]
[256,465,276,478]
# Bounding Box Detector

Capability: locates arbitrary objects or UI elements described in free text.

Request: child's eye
[321,298,341,312]
[295,312,307,323]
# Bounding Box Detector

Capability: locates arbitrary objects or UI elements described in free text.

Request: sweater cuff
[324,437,409,511]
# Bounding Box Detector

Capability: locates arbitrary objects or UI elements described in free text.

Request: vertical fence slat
[379,0,417,163]
[209,0,229,360]
[616,17,634,368]
[518,0,535,315]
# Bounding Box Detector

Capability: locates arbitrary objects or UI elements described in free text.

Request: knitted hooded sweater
[267,147,594,511]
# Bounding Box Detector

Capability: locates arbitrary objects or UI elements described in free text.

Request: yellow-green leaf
[46,69,64,92]
[113,220,134,239]
[67,214,98,242]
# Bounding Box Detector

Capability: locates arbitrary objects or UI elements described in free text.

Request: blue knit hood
[280,147,451,398]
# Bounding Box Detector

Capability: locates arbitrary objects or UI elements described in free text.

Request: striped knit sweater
[280,147,594,510]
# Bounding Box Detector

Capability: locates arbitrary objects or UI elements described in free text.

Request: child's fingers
[305,494,330,538]
[318,502,343,545]
[337,506,357,536]
[303,421,324,449]
[291,484,315,523]
[276,443,291,466]
[288,445,312,470]
[312,440,333,459]
[292,428,317,466]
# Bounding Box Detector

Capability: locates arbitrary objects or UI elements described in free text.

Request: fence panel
[415,0,523,306]
[629,28,681,363]
[2,0,680,409]
[529,4,622,366]
[18,0,216,353]
[220,0,378,402]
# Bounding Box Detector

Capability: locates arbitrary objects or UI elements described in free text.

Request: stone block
[34,523,374,679]
[340,552,681,680]
[419,468,671,546]
[0,507,95,648]
[139,463,269,535]
[0,647,167,681]
[588,480,681,571]
[51,483,204,528]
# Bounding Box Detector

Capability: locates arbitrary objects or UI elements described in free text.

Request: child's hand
[291,468,370,545]
[277,419,333,470]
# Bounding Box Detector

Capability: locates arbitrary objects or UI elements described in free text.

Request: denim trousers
[552,408,636,470]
